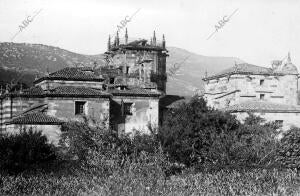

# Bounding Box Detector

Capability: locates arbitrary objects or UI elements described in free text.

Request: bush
[159,96,240,166]
[59,118,166,174]
[159,97,279,168]
[0,127,57,173]
[225,118,279,166]
[277,127,300,168]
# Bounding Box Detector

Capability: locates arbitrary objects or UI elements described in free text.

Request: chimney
[125,28,128,44]
[116,31,120,46]
[162,34,166,49]
[107,35,111,50]
[153,31,156,46]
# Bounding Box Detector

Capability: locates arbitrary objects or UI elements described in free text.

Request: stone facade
[203,53,300,130]
[234,112,300,131]
[110,96,159,134]
[105,29,168,93]
[205,74,298,108]
[0,31,168,144]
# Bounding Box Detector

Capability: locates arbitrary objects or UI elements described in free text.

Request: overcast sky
[0,0,299,68]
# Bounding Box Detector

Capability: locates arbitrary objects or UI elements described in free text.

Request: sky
[0,0,299,68]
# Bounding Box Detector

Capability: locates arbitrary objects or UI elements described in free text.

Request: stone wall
[0,97,44,130]
[0,96,110,131]
[110,96,159,134]
[47,97,110,125]
[108,49,167,92]
[232,112,300,131]
[204,74,298,108]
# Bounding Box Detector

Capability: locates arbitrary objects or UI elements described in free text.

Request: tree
[159,96,240,166]
[159,98,279,167]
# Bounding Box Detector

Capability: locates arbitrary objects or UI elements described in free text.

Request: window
[75,101,86,115]
[275,120,283,127]
[126,67,129,74]
[260,79,265,86]
[122,102,133,116]
[109,77,115,84]
[260,94,265,100]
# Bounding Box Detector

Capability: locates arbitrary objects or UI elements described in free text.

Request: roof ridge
[204,63,276,81]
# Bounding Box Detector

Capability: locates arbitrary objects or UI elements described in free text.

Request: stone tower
[105,29,168,93]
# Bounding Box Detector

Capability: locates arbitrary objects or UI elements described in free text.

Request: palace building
[0,30,168,144]
[203,53,300,130]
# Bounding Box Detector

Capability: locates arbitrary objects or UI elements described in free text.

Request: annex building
[203,53,300,130]
[0,30,168,144]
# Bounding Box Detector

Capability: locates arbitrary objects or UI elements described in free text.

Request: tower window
[126,67,129,74]
[260,94,265,100]
[75,101,86,115]
[109,77,115,84]
[260,79,265,86]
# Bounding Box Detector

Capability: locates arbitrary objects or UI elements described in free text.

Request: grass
[1,166,300,195]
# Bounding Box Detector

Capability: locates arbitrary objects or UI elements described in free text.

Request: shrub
[227,119,279,166]
[1,168,300,195]
[159,97,279,168]
[159,96,240,166]
[0,127,57,173]
[277,127,300,168]
[59,118,166,174]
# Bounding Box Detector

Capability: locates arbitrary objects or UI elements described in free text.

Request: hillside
[0,42,244,96]
[166,47,244,95]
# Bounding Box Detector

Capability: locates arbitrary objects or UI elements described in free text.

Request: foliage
[277,127,300,168]
[0,127,57,173]
[2,101,300,194]
[159,97,279,167]
[159,96,240,166]
[1,168,300,195]
[59,118,164,171]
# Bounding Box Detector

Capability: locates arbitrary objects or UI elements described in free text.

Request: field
[1,167,300,195]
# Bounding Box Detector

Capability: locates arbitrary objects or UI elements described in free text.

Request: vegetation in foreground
[2,166,300,195]
[1,97,300,195]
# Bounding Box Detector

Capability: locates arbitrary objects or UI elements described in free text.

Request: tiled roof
[6,112,63,125]
[3,86,111,98]
[34,67,104,83]
[108,87,161,97]
[47,86,111,98]
[203,63,278,81]
[224,101,300,113]
[1,86,44,98]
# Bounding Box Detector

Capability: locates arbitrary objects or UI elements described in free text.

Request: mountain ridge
[0,42,244,96]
